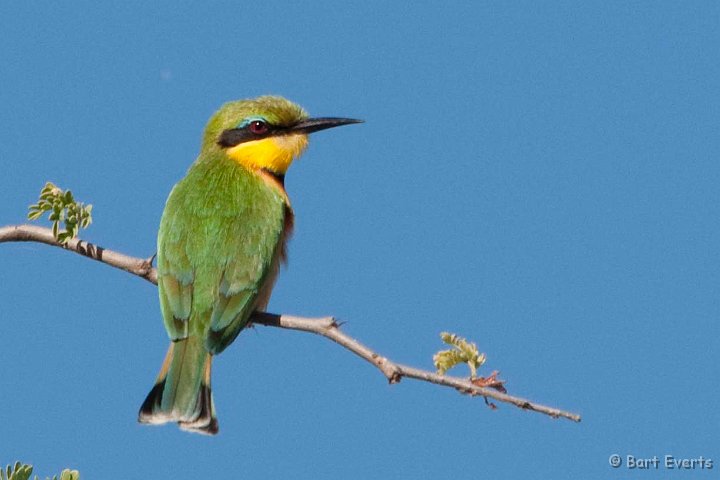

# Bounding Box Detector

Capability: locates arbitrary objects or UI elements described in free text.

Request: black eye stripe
[218,123,286,148]
[218,129,252,147]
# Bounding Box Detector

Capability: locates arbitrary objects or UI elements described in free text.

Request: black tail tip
[178,383,219,435]
[137,380,219,434]
[138,381,167,425]
[179,417,219,435]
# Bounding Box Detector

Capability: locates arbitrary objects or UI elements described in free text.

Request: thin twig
[0,224,156,284]
[0,224,581,423]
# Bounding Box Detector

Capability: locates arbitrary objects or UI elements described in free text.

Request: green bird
[138,96,361,434]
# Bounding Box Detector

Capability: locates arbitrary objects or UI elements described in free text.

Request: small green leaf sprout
[433,332,486,379]
[0,462,78,480]
[1,462,33,480]
[27,182,93,244]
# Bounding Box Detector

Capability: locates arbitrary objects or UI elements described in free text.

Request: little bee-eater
[138,96,361,434]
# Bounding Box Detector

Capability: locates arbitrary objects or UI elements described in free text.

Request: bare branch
[0,224,581,423]
[0,224,156,284]
[250,312,580,421]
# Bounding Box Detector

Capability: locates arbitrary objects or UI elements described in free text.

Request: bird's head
[203,96,362,176]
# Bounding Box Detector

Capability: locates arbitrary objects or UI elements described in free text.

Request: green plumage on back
[159,152,286,351]
[138,96,361,435]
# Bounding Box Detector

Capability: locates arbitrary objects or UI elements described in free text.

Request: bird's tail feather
[138,337,218,435]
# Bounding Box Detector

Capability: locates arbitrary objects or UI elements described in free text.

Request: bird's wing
[157,222,194,340]
[204,222,284,354]
[157,164,287,351]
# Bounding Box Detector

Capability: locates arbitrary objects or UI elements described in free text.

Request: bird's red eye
[248,120,269,135]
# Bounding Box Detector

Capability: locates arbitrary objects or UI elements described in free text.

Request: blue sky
[1,1,718,478]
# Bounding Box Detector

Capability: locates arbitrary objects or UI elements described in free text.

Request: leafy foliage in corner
[27,182,93,244]
[433,332,486,379]
[1,462,79,480]
[1,462,32,480]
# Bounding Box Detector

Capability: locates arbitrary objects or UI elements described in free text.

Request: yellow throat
[226,133,308,175]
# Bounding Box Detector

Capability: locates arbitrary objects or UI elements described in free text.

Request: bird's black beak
[290,117,363,135]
